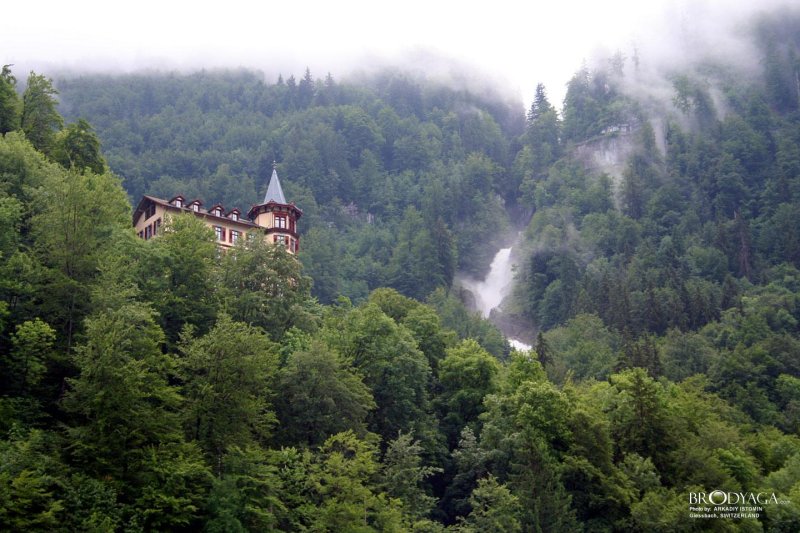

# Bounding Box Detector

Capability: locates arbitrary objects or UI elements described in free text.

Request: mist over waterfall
[460,247,514,318]
[459,246,532,351]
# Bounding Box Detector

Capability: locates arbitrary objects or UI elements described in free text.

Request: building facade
[133,167,302,253]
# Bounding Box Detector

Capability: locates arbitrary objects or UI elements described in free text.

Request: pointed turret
[248,163,302,254]
[263,167,287,204]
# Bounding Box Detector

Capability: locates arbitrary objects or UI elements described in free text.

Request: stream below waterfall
[458,246,532,351]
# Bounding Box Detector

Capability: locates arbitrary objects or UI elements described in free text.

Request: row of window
[138,218,162,240]
[214,226,242,244]
[172,198,241,221]
[273,215,296,232]
[172,198,199,212]
[138,218,296,253]
[274,234,299,253]
[210,207,240,221]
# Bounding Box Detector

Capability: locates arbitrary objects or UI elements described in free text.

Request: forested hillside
[57,67,524,301]
[2,6,800,532]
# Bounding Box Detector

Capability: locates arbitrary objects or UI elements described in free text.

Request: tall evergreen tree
[298,67,315,108]
[20,72,62,155]
[0,65,21,134]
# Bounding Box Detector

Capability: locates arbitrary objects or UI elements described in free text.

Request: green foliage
[5,318,56,395]
[671,74,717,128]
[299,225,341,303]
[426,287,506,358]
[52,67,523,303]
[544,313,619,382]
[218,235,317,340]
[388,206,455,300]
[131,441,211,530]
[455,475,522,532]
[381,432,441,521]
[28,154,129,348]
[204,445,285,532]
[52,118,106,174]
[368,288,454,367]
[61,473,121,532]
[607,368,671,464]
[324,302,434,444]
[63,302,180,479]
[561,65,638,143]
[5,26,800,529]
[273,340,375,447]
[524,83,562,180]
[0,428,65,531]
[0,195,22,267]
[180,314,279,464]
[480,363,580,532]
[62,299,213,527]
[139,213,218,345]
[308,431,404,531]
[0,65,21,134]
[21,72,63,155]
[436,339,500,448]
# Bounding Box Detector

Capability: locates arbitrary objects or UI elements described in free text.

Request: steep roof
[132,195,260,228]
[263,168,287,204]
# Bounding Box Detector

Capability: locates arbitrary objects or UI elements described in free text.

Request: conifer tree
[0,65,20,134]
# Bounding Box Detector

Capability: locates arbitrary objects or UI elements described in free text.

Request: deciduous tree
[20,72,62,155]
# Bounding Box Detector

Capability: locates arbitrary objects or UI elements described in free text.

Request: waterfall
[460,247,514,318]
[460,246,532,351]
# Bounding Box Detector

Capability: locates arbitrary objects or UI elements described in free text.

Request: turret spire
[263,165,287,204]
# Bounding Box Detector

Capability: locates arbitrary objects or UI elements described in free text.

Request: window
[214,226,224,241]
[231,230,240,244]
[145,225,152,240]
[154,218,161,234]
[174,199,183,208]
[192,203,200,212]
[231,213,239,221]
[275,235,286,245]
[145,203,156,220]
[275,215,287,229]
[214,208,222,216]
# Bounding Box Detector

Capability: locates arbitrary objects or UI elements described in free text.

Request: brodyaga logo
[687,490,790,520]
[689,491,782,506]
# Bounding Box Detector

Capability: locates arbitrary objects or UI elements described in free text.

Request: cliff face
[572,132,637,189]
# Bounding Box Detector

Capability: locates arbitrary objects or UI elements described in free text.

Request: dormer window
[231,213,238,221]
[175,199,183,208]
[213,208,222,216]
[192,204,199,212]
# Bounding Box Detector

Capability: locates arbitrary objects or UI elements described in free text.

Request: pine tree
[0,65,21,134]
[298,67,315,108]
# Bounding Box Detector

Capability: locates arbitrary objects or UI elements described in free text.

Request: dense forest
[3,6,800,532]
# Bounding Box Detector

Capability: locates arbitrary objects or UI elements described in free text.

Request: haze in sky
[0,0,790,109]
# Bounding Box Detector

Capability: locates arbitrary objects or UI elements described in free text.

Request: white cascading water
[460,247,532,351]
[461,247,514,318]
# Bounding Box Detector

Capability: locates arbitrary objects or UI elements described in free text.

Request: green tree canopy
[21,72,63,155]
